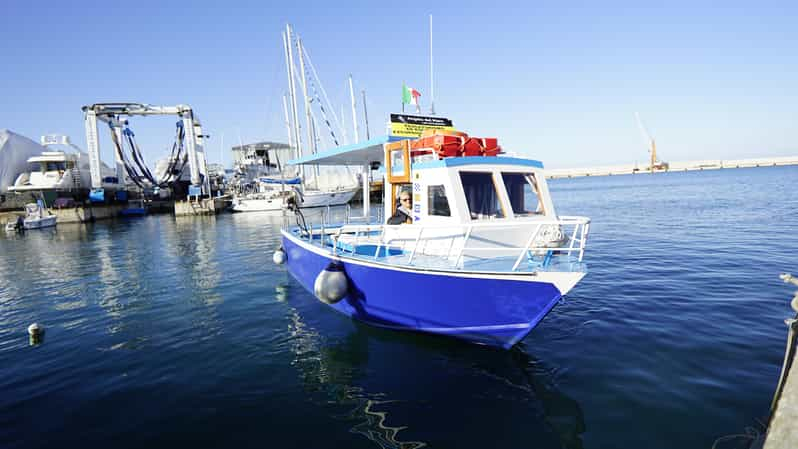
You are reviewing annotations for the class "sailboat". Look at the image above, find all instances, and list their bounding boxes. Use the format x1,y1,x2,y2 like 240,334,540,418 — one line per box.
281,24,360,209
230,27,360,213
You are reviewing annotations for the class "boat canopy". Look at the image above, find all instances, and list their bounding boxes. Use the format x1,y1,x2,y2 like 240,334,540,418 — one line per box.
287,135,408,166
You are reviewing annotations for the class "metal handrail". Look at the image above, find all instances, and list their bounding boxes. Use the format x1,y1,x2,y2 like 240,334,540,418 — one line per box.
301,216,590,272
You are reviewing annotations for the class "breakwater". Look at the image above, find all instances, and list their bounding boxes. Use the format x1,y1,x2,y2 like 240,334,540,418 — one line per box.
546,155,798,178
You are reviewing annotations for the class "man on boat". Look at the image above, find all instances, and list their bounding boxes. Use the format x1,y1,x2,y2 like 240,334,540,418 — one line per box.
387,191,412,225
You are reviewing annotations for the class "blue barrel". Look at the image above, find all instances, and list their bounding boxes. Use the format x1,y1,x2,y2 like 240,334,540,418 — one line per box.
89,189,105,203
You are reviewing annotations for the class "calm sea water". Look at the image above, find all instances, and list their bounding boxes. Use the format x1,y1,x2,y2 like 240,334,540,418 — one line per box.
1,166,797,449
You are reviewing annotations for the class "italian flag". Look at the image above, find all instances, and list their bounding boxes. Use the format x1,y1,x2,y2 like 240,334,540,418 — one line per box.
402,83,421,106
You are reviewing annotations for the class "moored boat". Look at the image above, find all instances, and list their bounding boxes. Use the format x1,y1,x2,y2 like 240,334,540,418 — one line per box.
8,135,119,197
275,124,591,349
231,176,302,212
19,201,57,230
119,198,147,217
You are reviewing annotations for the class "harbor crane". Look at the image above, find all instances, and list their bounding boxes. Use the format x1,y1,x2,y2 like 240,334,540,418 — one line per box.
635,112,669,172
82,103,211,201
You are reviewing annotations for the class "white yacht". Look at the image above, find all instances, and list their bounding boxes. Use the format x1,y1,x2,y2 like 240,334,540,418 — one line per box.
8,135,117,195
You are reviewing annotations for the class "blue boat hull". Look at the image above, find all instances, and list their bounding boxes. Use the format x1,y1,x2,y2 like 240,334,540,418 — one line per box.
282,232,565,349
119,208,146,217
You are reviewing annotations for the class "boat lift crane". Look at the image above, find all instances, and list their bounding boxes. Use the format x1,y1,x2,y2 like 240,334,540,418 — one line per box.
635,112,669,172
82,103,211,201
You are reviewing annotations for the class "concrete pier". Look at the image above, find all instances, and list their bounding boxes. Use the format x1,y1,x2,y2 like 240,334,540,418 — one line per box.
546,156,798,179
764,276,798,449
1,204,126,225
50,204,125,223
174,197,227,216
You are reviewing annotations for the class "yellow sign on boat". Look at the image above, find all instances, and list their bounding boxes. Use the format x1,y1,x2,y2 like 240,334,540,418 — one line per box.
389,114,455,138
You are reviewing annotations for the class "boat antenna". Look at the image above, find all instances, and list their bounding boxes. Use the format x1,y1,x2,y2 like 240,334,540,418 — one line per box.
429,14,435,115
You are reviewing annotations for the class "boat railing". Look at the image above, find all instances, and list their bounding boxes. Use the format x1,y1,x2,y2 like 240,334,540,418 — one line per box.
299,216,590,272
308,203,382,230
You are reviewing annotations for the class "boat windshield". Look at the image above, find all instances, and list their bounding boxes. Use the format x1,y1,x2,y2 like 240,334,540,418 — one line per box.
502,172,545,216
46,162,67,171
29,162,42,172
460,172,504,219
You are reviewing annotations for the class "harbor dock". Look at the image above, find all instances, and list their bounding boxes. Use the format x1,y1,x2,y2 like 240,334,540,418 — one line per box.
764,275,798,449
0,199,212,225
546,156,798,179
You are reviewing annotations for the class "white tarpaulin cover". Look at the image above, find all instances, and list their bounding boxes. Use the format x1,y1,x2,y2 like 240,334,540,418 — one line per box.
0,130,46,193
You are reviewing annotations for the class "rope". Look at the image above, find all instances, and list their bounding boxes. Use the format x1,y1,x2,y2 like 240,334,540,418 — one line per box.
301,44,344,142
304,61,339,146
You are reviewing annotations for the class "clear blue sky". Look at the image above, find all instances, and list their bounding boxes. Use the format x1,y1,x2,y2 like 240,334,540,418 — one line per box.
2,0,796,169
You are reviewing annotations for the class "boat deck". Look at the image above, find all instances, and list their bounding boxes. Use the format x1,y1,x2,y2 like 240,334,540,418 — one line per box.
290,225,587,274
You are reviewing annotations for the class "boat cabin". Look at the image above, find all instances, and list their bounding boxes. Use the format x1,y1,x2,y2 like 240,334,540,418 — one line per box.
286,123,589,273
25,152,78,184
8,151,82,192
287,125,560,229
382,137,557,227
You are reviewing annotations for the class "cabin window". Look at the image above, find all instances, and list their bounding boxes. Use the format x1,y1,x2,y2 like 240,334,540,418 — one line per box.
460,172,504,219
29,162,42,172
46,162,66,171
385,140,411,183
502,172,545,216
428,185,451,216
390,149,405,177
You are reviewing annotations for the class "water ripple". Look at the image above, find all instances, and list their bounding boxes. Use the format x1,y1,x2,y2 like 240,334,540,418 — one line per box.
0,168,796,449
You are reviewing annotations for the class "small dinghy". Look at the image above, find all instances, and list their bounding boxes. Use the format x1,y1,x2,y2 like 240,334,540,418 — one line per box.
7,201,57,232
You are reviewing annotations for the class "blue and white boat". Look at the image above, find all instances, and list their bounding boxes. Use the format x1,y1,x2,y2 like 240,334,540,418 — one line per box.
275,125,591,349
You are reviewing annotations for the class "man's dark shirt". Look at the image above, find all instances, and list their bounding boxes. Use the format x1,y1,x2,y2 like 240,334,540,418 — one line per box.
387,207,411,225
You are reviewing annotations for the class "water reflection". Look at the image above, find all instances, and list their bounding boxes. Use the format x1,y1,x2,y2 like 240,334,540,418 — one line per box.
170,216,223,305
277,285,585,449
280,284,427,449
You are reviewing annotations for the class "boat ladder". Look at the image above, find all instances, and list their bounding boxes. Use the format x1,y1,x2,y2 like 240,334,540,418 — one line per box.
71,170,82,190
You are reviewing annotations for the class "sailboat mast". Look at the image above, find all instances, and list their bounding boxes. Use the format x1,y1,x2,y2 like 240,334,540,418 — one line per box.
282,95,293,150
284,25,304,182
296,36,319,189
340,104,348,145
297,38,315,156
349,74,359,143
362,90,370,140
430,14,435,115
